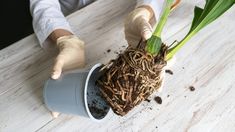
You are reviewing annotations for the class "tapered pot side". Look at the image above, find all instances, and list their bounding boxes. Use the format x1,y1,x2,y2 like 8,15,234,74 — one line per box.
43,63,111,122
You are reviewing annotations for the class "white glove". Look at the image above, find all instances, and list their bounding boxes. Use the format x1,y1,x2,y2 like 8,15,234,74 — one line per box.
124,0,181,48
51,35,85,79
124,7,154,48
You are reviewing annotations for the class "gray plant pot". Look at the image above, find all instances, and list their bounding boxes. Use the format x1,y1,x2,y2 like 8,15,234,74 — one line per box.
43,63,111,122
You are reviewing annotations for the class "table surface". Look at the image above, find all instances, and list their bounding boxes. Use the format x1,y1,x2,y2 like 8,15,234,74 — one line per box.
1,0,235,132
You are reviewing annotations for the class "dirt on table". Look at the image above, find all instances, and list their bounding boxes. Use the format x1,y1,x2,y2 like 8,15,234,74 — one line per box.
107,49,111,53
165,69,173,75
189,86,195,91
154,96,162,104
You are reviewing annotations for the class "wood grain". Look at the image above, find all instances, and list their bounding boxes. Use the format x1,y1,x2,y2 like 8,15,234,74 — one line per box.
1,0,235,131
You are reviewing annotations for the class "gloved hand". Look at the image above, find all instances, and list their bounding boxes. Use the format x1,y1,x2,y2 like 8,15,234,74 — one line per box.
51,35,85,79
124,0,181,48
124,7,154,47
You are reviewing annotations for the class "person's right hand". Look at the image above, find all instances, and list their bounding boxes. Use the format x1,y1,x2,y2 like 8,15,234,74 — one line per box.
51,35,85,79
124,7,154,48
124,0,181,48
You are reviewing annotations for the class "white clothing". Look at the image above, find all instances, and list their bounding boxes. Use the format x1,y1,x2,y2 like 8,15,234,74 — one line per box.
30,0,164,48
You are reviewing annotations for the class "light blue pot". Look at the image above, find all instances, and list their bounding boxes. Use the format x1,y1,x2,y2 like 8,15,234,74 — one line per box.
43,63,111,122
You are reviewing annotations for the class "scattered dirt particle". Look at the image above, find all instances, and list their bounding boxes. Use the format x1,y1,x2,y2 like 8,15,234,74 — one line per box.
184,96,187,98
122,45,126,48
154,96,162,104
165,69,173,75
156,126,158,128
182,67,185,69
107,49,111,53
189,86,195,91
114,51,119,54
167,95,170,98
145,99,151,102
149,107,152,110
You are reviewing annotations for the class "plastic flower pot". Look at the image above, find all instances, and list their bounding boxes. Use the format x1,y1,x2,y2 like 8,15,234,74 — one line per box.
43,63,111,122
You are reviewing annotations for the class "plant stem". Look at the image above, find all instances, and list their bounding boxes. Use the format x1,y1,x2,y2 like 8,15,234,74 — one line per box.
166,30,196,60
145,0,174,55
153,0,174,37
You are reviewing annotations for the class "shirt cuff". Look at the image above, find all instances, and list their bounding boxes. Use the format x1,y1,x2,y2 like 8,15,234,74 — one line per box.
34,22,74,50
136,0,165,21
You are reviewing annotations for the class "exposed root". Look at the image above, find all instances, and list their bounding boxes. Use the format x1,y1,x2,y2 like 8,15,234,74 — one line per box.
97,43,168,116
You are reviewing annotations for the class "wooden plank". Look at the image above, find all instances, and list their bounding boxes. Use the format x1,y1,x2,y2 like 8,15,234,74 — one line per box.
1,0,235,131
0,35,53,95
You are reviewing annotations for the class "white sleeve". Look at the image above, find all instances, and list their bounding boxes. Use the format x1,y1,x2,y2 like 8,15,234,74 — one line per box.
30,0,74,49
136,0,165,21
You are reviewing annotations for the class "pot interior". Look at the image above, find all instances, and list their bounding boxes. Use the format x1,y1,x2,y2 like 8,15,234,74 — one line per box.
86,66,110,120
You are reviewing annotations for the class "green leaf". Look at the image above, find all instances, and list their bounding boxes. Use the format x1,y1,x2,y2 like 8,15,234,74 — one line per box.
146,36,162,55
145,0,174,55
166,0,235,60
189,6,203,33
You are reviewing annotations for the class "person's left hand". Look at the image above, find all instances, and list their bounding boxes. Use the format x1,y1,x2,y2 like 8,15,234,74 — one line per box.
124,7,154,48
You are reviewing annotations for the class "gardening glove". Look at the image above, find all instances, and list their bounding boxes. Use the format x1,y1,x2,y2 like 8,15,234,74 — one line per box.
124,7,154,48
124,0,181,48
51,35,85,79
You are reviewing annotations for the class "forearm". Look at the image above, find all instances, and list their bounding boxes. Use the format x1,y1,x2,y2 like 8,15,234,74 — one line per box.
49,29,73,44
30,0,73,47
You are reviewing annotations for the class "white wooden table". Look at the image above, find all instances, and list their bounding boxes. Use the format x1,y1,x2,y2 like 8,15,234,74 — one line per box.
1,0,235,131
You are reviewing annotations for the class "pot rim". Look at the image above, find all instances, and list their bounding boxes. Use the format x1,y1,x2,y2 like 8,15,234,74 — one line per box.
84,63,112,122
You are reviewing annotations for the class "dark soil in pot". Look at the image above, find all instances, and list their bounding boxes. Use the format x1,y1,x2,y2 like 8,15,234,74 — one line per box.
86,66,110,119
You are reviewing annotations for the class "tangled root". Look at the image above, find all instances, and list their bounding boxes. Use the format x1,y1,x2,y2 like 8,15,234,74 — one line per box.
97,43,168,116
